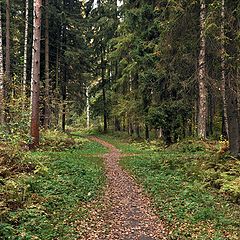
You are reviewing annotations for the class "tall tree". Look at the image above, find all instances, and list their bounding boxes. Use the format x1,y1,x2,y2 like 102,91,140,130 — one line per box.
23,0,29,104
30,0,42,147
198,0,208,139
224,1,240,157
101,48,107,133
61,2,67,132
0,2,4,124
220,0,228,139
86,85,90,129
5,0,11,96
44,0,50,128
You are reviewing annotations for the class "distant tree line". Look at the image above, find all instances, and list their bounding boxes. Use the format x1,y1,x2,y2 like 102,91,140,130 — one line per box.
89,0,240,157
0,0,88,147
0,0,240,156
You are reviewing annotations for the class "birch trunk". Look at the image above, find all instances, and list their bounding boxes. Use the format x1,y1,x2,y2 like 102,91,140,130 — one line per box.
198,0,208,139
30,0,42,147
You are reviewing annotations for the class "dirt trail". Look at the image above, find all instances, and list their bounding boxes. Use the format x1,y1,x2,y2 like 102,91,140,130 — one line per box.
77,136,166,240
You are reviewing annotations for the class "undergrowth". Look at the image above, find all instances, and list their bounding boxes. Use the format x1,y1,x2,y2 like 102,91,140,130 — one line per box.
40,130,84,151
0,131,106,239
100,133,240,239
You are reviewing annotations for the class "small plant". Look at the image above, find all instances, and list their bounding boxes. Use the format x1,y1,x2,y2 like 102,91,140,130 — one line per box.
220,177,240,203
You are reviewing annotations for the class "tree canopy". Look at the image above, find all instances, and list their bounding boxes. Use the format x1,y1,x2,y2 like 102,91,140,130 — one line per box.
0,0,240,155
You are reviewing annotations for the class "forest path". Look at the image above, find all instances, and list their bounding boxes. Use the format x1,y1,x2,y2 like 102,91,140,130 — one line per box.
77,136,167,240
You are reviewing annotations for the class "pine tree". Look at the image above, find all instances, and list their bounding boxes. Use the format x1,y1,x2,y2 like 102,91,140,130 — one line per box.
22,0,29,105
30,0,42,147
198,0,208,139
0,2,4,124
44,0,50,128
5,0,11,98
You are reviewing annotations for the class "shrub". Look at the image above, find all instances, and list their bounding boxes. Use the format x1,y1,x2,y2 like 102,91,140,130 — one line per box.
40,130,84,151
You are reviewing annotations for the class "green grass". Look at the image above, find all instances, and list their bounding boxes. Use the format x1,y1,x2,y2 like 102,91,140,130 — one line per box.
0,137,106,240
99,133,240,239
121,155,239,239
93,132,154,154
80,139,108,154
5,130,238,239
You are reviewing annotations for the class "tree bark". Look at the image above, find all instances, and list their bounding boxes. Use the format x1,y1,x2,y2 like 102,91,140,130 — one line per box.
208,92,214,136
30,0,42,147
101,50,107,133
44,0,50,128
114,117,121,131
224,1,239,156
61,13,67,132
135,124,140,138
226,76,239,157
198,0,208,139
145,124,149,141
55,46,60,127
129,121,134,136
86,85,90,129
5,0,11,95
62,66,67,132
23,0,29,105
220,0,229,139
0,3,4,124
30,0,36,111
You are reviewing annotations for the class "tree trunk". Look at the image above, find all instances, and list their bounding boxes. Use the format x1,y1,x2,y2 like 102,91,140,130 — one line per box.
44,0,50,129
226,76,239,156
220,0,229,139
61,1,67,132
5,0,11,126
62,80,66,132
61,62,67,132
208,92,214,136
122,115,126,131
145,124,149,141
114,117,121,131
30,0,36,111
5,0,11,95
136,124,140,138
163,128,172,145
55,47,60,127
103,85,107,132
30,0,42,147
129,121,134,136
23,0,29,105
86,86,90,129
101,51,107,133
0,3,4,124
224,1,239,156
198,0,208,139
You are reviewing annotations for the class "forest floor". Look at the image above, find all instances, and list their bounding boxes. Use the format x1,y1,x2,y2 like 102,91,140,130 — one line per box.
1,131,240,239
91,133,240,240
76,136,167,240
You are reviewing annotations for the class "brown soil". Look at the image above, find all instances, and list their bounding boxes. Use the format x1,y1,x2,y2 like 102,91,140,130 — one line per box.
76,136,167,240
